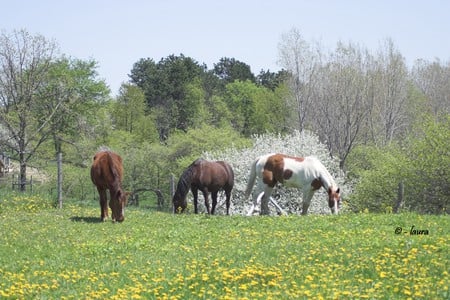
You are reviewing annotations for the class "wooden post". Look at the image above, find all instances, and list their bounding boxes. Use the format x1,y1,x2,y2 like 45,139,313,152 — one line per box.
170,174,175,213
57,151,63,209
170,174,175,197
394,181,404,213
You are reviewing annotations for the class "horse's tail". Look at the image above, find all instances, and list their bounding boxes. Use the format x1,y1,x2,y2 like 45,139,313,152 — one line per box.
244,157,259,199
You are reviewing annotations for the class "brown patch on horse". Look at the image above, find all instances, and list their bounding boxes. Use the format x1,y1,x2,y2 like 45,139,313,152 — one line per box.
262,154,284,187
283,169,293,180
289,155,305,163
311,178,323,190
263,154,305,185
91,151,128,222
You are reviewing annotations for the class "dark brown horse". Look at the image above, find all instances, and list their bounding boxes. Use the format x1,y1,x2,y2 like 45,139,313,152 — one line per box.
172,158,234,215
90,150,128,222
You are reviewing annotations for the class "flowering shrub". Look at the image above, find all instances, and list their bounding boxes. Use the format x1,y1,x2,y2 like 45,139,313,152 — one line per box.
203,130,350,215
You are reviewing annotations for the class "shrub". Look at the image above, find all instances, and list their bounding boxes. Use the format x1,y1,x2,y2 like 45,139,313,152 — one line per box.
406,115,450,213
346,145,408,213
347,115,450,214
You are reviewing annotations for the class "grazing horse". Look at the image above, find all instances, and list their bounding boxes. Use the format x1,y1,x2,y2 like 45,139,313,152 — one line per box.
90,150,128,222
172,158,234,215
245,153,341,215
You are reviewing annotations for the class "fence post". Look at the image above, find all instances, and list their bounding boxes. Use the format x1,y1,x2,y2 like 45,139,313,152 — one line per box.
394,181,404,213
57,151,63,209
170,174,175,197
170,174,175,213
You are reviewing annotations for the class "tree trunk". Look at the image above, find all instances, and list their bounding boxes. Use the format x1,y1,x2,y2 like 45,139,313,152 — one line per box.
19,152,27,192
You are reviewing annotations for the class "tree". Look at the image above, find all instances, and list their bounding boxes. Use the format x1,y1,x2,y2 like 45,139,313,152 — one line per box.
314,42,371,168
278,28,322,132
411,58,450,116
368,38,409,145
223,80,289,136
213,57,256,84
0,29,58,191
41,57,109,206
256,69,289,90
129,54,206,139
113,84,147,133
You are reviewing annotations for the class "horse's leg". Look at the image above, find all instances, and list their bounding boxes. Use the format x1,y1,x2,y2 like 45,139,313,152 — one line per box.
260,186,273,215
247,181,264,216
202,190,211,214
301,189,315,216
109,190,117,221
192,187,199,214
98,188,108,221
211,191,218,215
225,189,231,215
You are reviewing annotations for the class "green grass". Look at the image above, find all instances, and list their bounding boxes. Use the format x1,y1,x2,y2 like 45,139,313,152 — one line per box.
0,194,448,299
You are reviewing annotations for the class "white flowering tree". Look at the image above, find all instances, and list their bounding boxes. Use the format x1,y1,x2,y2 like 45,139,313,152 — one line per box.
202,130,349,215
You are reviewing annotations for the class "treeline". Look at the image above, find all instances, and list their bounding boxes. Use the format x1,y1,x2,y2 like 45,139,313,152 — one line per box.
122,55,289,140
0,29,448,213
119,29,449,169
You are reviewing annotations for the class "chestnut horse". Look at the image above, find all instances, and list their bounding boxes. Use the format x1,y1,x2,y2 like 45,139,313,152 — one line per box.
90,150,128,222
172,158,234,215
245,153,341,215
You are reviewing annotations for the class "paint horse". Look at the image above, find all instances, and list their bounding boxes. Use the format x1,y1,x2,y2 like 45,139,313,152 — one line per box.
90,150,128,222
172,158,234,215
245,153,341,215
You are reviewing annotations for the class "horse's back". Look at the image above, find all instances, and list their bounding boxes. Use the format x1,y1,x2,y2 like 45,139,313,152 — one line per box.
196,160,234,190
91,151,123,189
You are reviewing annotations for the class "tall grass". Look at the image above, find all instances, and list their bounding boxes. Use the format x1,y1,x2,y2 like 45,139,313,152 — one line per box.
0,194,448,299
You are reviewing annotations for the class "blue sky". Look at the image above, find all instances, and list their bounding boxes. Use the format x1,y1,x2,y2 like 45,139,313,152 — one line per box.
2,0,449,95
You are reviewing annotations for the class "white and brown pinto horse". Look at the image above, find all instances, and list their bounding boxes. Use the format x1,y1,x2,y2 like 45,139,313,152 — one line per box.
245,153,341,215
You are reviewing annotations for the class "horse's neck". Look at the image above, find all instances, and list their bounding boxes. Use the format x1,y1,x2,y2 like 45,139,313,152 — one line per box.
320,176,334,191
317,167,336,191
175,167,194,197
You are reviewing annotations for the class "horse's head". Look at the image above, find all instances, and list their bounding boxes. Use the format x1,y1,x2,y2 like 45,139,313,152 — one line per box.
328,187,341,214
110,189,129,222
172,193,187,214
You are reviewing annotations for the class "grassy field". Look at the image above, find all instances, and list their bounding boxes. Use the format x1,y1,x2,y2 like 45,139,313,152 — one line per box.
0,194,448,299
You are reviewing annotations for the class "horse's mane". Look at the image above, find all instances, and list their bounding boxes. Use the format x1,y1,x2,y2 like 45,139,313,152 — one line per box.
305,156,337,190
174,159,202,198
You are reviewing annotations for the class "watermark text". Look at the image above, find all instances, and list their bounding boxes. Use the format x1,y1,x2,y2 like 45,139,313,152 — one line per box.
395,225,429,235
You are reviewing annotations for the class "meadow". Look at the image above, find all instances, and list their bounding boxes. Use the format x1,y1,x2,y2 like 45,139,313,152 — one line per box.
0,194,448,299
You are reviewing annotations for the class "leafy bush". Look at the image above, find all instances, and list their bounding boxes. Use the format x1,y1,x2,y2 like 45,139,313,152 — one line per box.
406,115,450,213
204,130,348,215
347,115,449,214
346,145,408,213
